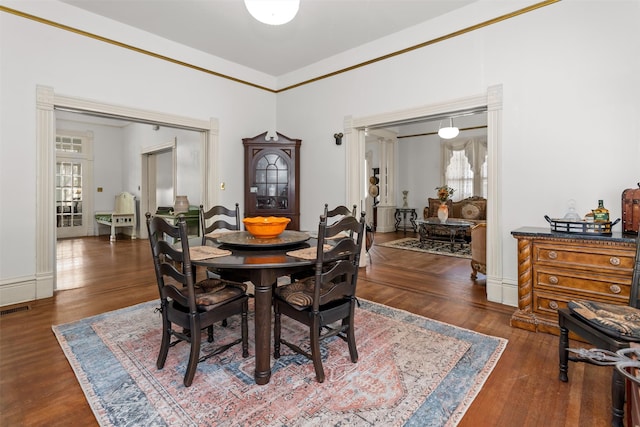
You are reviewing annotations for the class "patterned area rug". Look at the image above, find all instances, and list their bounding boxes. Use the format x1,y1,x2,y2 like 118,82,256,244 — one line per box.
52,299,506,426
378,238,471,259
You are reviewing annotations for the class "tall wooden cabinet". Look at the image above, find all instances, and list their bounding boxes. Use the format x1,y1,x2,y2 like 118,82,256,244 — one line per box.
511,227,636,335
243,132,301,230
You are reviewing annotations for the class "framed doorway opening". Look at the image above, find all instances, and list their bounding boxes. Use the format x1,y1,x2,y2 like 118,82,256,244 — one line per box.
343,85,510,305
35,85,219,299
139,139,176,240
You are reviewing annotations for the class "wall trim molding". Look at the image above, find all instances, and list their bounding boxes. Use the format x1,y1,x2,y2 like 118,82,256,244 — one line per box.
1,1,559,94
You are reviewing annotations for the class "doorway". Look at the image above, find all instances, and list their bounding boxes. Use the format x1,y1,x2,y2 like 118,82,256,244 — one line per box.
35,85,219,299
139,139,177,240
345,85,507,304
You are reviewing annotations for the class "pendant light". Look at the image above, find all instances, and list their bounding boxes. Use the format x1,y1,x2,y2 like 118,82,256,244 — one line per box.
244,0,300,26
438,118,460,139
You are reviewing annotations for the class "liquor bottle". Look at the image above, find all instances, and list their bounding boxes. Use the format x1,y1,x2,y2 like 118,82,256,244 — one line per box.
592,200,610,222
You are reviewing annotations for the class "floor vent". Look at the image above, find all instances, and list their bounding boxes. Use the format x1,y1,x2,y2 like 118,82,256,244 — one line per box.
0,305,30,316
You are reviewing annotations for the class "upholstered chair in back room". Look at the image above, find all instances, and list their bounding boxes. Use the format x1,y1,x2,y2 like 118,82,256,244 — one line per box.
470,223,487,280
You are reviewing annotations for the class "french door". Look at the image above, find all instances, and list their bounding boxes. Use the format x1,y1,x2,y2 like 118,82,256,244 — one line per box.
55,132,93,238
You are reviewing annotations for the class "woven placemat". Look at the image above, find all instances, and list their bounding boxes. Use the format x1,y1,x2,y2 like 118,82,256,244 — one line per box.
286,244,331,260
204,230,239,240
188,246,232,261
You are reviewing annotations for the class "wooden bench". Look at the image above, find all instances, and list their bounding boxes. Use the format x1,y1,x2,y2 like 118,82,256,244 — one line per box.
95,192,137,242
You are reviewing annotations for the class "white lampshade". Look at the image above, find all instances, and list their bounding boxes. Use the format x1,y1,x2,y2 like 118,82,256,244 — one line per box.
438,118,460,139
244,0,300,26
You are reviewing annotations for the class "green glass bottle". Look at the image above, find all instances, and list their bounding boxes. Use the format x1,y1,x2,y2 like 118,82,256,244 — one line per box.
592,200,610,222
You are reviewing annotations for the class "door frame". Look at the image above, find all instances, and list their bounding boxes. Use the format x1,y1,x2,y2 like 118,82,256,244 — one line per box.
139,140,176,240
35,85,219,299
343,85,510,305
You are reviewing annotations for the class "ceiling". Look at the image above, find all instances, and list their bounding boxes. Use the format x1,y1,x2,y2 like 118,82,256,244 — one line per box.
54,0,487,134
59,0,477,77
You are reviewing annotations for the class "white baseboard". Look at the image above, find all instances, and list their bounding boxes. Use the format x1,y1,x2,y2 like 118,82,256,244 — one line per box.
0,276,37,307
0,274,53,307
486,276,518,307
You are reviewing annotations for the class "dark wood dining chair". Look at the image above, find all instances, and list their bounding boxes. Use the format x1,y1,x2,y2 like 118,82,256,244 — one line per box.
290,203,357,283
199,203,241,245
199,203,241,281
615,347,640,427
273,211,366,382
324,203,357,225
324,204,374,259
145,212,249,387
558,232,640,427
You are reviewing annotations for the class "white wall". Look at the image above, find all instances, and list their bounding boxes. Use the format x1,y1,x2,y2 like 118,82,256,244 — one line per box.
0,1,275,304
396,136,440,211
121,123,202,207
55,117,203,237
276,0,640,298
1,0,639,306
55,119,125,212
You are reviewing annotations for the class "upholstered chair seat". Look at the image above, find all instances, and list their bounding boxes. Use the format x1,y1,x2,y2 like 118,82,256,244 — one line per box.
273,212,366,383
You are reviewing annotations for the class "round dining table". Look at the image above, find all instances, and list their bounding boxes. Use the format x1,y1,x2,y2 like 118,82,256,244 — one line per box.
190,230,316,385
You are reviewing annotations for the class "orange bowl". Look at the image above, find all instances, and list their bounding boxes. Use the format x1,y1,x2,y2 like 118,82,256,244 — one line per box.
243,216,291,239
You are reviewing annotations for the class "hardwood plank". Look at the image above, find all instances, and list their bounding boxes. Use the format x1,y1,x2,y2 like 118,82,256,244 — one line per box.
0,232,613,426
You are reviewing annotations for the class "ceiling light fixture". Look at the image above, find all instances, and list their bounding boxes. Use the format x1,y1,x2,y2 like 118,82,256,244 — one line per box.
244,0,300,26
438,118,460,139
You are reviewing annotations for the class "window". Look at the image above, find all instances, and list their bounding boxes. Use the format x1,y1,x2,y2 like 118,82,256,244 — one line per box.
442,138,487,200
56,135,83,153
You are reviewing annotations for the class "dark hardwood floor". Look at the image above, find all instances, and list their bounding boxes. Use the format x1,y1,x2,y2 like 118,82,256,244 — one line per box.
0,232,613,426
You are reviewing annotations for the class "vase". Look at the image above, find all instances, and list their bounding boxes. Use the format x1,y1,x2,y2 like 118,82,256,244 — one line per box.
402,190,409,208
173,195,190,214
437,202,449,223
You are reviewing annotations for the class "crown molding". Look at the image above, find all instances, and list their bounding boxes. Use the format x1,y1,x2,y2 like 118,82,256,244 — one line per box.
2,1,559,93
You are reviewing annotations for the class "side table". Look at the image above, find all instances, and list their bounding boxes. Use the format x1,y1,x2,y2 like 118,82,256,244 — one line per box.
155,207,201,244
395,208,417,234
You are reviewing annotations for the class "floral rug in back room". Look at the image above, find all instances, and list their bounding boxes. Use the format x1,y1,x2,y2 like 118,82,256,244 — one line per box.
379,237,471,258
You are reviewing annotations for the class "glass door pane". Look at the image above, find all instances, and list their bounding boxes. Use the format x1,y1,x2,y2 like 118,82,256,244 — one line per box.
56,160,85,237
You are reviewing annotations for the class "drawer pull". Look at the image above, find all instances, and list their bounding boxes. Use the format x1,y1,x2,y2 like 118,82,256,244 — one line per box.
610,284,622,294
610,257,621,266
549,301,559,310
547,251,558,260
548,276,559,284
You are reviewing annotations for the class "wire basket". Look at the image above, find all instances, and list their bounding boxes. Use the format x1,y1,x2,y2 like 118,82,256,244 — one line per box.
544,215,620,235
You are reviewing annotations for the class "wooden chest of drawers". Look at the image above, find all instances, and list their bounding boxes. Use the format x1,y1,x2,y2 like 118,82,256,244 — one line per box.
511,227,636,335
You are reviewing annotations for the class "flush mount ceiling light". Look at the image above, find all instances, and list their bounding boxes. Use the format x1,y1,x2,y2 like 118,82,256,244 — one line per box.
244,0,300,26
438,118,460,139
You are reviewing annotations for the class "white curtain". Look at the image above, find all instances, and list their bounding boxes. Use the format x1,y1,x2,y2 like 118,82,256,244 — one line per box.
441,138,488,200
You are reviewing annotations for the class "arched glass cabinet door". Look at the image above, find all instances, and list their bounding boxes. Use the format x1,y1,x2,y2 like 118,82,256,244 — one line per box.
243,132,301,230
253,152,290,210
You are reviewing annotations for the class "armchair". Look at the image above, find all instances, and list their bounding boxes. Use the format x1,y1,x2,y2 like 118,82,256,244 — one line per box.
470,223,486,280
